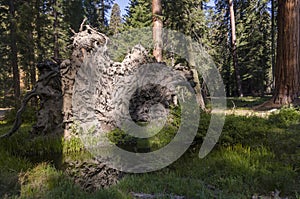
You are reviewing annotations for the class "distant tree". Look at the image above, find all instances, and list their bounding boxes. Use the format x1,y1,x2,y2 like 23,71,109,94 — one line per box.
8,0,20,103
18,1,36,90
63,0,85,32
228,0,243,97
211,0,272,97
124,0,153,29
83,0,114,32
109,3,122,35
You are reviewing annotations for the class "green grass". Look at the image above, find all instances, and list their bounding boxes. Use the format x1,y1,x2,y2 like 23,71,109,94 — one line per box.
0,123,85,156
17,163,127,199
0,104,299,198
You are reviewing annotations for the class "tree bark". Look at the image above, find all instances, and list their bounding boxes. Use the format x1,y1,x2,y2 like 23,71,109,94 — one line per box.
152,0,163,62
271,0,276,87
101,0,105,28
272,0,300,105
228,0,243,97
9,0,20,103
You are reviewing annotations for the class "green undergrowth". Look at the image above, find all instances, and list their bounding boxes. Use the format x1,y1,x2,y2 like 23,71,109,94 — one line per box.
0,123,85,156
13,163,127,199
117,145,298,198
0,106,299,198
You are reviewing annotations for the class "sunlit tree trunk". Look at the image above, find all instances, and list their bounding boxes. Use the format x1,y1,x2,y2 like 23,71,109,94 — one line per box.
152,0,163,62
228,0,243,97
272,0,300,105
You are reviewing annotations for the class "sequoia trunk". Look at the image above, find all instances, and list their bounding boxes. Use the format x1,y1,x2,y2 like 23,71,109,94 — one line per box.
272,0,300,104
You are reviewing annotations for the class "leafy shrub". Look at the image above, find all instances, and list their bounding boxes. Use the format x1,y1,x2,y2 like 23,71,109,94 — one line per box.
269,108,300,128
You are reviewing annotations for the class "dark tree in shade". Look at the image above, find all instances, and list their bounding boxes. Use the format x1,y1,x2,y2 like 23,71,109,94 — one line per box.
9,0,20,102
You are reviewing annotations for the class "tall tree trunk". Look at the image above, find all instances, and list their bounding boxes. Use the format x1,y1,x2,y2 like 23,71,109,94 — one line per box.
29,30,37,106
101,0,105,29
272,0,300,105
152,0,163,62
9,0,20,103
228,0,243,97
53,0,59,60
271,0,276,87
35,0,44,63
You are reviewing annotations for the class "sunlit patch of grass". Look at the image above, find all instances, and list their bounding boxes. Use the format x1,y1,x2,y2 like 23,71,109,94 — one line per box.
124,144,297,198
17,163,126,199
117,174,222,198
226,96,271,109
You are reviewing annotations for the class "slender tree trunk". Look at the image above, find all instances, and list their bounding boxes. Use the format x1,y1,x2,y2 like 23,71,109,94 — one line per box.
271,0,276,87
228,0,243,97
35,0,44,63
28,31,36,89
29,30,37,106
152,0,163,62
101,0,105,28
9,0,20,103
53,0,59,60
272,0,300,105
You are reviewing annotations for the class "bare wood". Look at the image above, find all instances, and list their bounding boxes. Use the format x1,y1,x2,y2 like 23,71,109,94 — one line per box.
152,0,163,62
80,17,88,32
1,65,62,139
191,69,206,111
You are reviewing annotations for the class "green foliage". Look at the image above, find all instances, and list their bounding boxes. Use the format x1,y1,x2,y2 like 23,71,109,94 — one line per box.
0,148,32,198
107,106,181,151
17,163,125,199
0,123,85,156
210,0,273,96
82,0,114,32
109,3,122,35
5,106,37,125
269,107,300,128
107,128,137,145
124,0,152,29
63,0,85,32
1,106,300,198
181,145,297,196
117,172,218,198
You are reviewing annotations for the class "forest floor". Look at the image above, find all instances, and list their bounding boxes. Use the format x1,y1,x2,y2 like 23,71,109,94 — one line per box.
0,108,12,121
0,97,299,199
